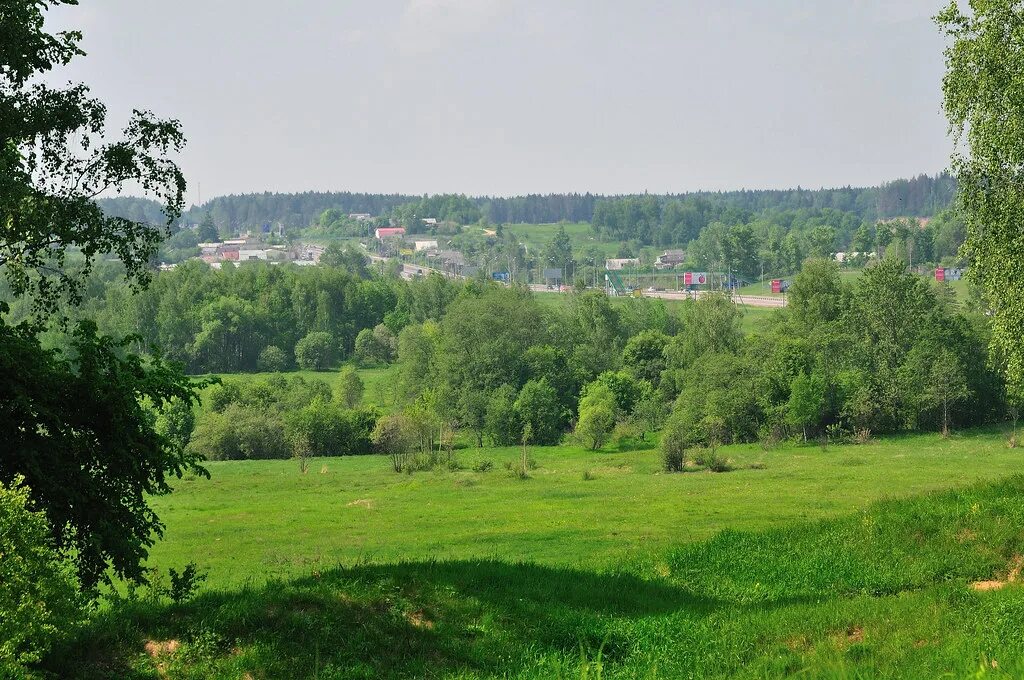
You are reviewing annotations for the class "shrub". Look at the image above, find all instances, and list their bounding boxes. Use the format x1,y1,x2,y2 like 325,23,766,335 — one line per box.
372,414,413,472
257,345,289,372
472,459,494,473
660,413,689,472
695,449,733,473
0,477,83,677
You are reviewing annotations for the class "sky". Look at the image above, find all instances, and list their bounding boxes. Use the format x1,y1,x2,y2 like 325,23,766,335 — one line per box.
47,1,952,202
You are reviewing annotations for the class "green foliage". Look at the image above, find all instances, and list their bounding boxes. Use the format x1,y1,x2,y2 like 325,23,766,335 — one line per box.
485,384,521,446
353,324,397,366
168,563,207,605
787,370,827,441
622,329,669,386
0,0,186,317
294,331,335,370
576,404,615,450
660,414,688,472
257,345,289,372
0,316,207,588
0,477,83,677
515,379,565,446
939,1,1024,393
336,365,365,409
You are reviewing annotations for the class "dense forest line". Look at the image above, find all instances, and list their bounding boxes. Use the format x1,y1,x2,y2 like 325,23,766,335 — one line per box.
98,173,956,236
10,251,1004,465
175,254,1005,464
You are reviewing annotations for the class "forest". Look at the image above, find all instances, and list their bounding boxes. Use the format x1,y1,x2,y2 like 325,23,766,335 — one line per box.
99,173,956,239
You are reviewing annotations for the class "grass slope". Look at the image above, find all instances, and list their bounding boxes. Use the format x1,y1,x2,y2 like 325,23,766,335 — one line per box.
55,466,1024,678
137,429,1023,588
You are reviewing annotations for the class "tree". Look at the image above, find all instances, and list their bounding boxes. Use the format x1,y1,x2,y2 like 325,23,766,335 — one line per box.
787,258,845,329
939,2,1024,394
337,365,365,409
545,223,575,280
0,318,207,587
514,379,564,446
197,213,218,242
295,331,335,370
372,414,413,473
787,370,826,442
484,384,521,446
258,345,289,372
576,404,614,450
0,1,186,317
622,329,669,386
353,324,397,366
923,349,971,437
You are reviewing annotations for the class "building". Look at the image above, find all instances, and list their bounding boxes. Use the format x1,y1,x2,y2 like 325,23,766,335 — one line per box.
349,213,372,221
605,258,640,271
422,218,438,227
655,249,686,269
375,227,406,239
239,248,268,261
414,239,439,251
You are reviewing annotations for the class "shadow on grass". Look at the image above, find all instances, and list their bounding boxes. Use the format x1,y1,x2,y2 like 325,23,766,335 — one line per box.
52,559,724,679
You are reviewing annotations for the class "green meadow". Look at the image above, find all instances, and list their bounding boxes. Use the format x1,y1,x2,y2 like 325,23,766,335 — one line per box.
54,427,1024,678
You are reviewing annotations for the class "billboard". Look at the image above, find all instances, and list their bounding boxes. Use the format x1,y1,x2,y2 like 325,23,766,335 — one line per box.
685,272,708,286
542,268,563,280
492,271,510,282
771,279,782,294
935,268,945,282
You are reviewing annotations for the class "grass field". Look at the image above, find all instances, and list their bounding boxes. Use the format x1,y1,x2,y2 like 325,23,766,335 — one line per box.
500,222,623,257
140,428,1024,588
54,427,1024,678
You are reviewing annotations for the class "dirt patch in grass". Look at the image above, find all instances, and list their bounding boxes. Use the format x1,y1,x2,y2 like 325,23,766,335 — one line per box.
144,640,180,658
969,555,1024,591
406,609,434,630
347,498,375,509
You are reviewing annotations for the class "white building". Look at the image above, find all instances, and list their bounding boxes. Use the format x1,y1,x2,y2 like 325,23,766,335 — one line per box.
414,240,439,251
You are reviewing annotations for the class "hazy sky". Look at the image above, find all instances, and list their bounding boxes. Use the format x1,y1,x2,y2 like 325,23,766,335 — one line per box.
48,1,951,201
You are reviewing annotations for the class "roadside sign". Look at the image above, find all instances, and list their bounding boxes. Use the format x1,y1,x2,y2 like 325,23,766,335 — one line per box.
771,279,782,293
935,268,945,282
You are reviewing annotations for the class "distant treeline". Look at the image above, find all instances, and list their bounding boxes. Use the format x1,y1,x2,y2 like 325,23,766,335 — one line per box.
99,173,956,234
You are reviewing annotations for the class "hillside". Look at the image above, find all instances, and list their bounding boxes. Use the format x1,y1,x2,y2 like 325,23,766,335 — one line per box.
49,429,1024,679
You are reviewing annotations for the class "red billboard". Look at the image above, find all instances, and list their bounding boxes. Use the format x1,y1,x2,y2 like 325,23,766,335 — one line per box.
684,272,692,286
935,267,945,282
771,279,782,294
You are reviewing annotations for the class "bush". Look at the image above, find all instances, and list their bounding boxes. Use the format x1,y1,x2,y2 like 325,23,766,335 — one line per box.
257,345,289,372
0,477,84,677
472,459,494,473
660,413,689,473
695,449,733,473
